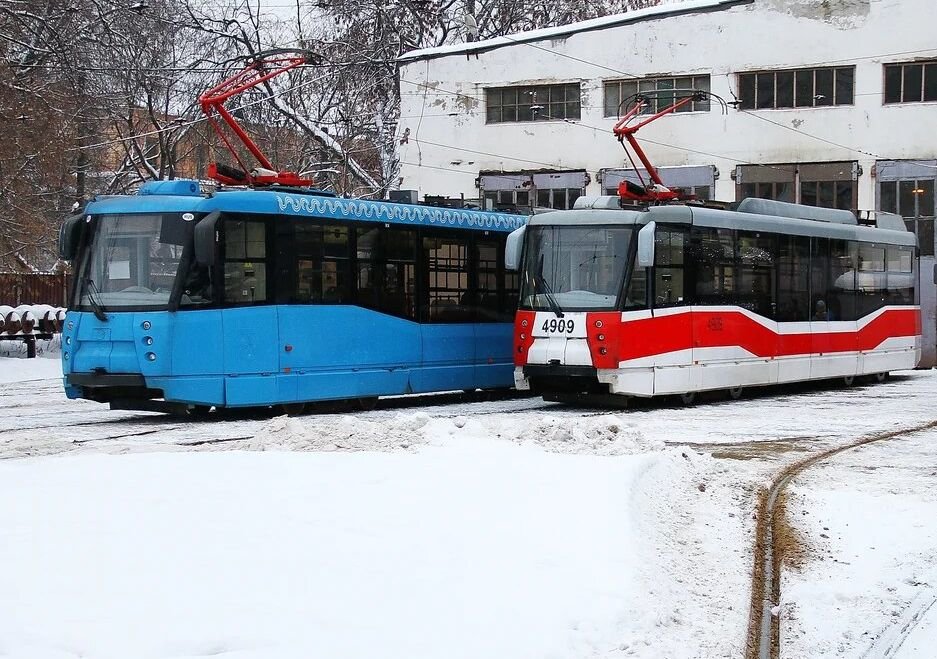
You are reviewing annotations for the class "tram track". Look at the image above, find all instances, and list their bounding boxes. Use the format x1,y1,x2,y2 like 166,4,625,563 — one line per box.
744,419,937,659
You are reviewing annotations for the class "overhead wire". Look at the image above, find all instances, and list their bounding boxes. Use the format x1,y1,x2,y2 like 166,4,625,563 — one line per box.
397,77,796,175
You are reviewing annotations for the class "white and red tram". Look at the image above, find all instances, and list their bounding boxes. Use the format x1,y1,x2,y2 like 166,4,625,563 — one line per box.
508,197,920,404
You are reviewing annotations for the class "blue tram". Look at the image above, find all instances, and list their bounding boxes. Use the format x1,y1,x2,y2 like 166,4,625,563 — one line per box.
58,181,526,413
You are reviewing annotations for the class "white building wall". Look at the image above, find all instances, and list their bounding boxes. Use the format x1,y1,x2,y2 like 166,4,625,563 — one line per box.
397,0,936,209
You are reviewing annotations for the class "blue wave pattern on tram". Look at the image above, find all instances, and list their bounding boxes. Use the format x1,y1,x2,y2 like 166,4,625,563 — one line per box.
274,193,526,230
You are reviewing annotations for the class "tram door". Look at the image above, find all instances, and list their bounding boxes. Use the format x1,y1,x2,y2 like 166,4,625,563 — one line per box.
220,217,281,405
416,234,476,391
917,256,936,368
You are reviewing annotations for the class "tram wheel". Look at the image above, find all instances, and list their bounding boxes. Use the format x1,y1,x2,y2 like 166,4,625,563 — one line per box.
356,396,379,411
679,391,697,406
874,372,889,383
728,386,744,400
280,402,307,416
842,375,856,387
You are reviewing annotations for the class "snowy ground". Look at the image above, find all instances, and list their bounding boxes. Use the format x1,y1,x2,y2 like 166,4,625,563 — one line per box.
2,354,937,658
781,431,937,658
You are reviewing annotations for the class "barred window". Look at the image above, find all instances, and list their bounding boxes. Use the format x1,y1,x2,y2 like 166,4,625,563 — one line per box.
486,84,580,123
884,61,937,104
738,67,854,109
603,75,710,117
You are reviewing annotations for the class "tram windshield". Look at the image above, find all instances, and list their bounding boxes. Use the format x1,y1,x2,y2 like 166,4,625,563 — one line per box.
519,225,636,311
76,213,210,311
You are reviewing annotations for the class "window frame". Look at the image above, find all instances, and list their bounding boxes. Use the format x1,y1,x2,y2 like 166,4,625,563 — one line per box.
486,83,582,124
883,60,937,105
737,66,855,110
603,74,711,117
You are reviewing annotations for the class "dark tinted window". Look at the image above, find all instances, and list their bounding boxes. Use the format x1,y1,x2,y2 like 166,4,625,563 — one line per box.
422,234,471,322
223,218,267,304
737,231,776,318
356,226,417,320
828,240,857,321
688,227,736,304
654,227,686,307
293,223,351,303
777,235,810,321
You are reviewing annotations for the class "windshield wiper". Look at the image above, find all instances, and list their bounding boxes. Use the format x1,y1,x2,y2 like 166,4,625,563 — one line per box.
83,277,109,322
535,254,564,318
535,275,565,318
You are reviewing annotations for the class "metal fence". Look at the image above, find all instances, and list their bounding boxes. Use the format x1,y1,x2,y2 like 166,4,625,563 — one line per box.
0,272,70,307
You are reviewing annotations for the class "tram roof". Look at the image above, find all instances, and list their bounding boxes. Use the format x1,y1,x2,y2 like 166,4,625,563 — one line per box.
84,183,527,233
527,203,916,247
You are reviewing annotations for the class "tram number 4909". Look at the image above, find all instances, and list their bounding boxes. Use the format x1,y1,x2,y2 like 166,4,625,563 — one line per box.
541,318,576,334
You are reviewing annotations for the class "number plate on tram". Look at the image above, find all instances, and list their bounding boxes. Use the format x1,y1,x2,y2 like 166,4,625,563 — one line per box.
532,312,587,338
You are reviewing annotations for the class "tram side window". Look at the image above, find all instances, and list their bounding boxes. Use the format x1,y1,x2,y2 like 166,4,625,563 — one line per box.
689,227,736,305
886,245,914,305
223,219,267,304
505,269,520,318
623,265,647,310
810,238,831,320
422,234,471,322
777,235,810,321
737,231,776,318
356,226,417,320
294,223,350,303
476,239,504,322
828,240,857,321
654,228,686,308
857,242,887,317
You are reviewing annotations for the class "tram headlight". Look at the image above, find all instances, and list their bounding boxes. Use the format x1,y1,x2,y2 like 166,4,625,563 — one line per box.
595,320,604,328
521,319,528,328
598,334,605,341
520,333,526,340
143,336,154,346
145,352,157,362
65,336,71,345
141,320,152,330
63,351,69,360
599,347,607,355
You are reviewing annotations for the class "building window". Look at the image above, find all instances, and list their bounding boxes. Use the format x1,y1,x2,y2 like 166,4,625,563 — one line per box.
880,178,935,257
884,61,937,104
736,162,857,211
536,188,582,210
880,179,935,219
603,75,710,117
738,67,854,109
486,84,580,123
479,171,586,211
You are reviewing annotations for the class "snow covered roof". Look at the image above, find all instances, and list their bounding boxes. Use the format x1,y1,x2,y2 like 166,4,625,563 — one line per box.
398,0,752,63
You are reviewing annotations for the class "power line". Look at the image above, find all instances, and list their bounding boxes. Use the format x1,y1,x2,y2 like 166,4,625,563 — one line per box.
399,78,796,175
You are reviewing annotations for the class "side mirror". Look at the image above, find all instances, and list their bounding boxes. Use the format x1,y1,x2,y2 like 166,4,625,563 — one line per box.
636,221,656,268
58,213,86,261
194,211,221,267
505,225,526,271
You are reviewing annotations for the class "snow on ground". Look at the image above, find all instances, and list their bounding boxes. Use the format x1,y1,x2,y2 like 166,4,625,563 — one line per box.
0,352,62,384
0,443,752,659
780,430,937,658
3,353,937,658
